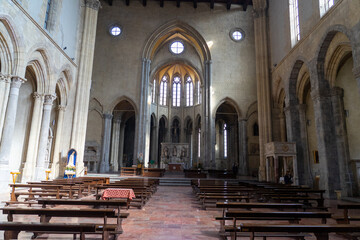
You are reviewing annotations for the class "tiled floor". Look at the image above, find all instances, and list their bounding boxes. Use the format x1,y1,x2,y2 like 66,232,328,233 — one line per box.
0,185,359,239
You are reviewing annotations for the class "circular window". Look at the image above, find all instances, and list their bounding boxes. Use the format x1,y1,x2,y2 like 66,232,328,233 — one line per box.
230,28,245,42
109,25,122,37
170,41,184,54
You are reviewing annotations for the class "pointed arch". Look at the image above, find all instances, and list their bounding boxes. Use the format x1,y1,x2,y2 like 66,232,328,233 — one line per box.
109,95,138,116
0,14,24,75
214,97,242,119
142,20,211,62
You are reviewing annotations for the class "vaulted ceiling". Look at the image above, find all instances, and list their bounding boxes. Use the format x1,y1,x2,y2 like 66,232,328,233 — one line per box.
104,0,253,10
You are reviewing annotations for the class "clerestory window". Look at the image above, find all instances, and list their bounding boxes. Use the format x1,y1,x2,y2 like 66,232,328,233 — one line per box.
172,76,181,107
224,123,228,158
44,0,52,30
152,79,156,103
289,0,300,47
159,76,168,106
186,76,194,107
319,0,334,17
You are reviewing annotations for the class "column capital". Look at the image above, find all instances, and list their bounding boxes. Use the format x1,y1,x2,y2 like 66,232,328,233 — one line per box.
103,113,113,120
43,94,57,105
58,105,66,112
252,0,267,19
33,92,43,99
10,76,26,89
0,73,11,83
238,118,247,123
85,0,101,10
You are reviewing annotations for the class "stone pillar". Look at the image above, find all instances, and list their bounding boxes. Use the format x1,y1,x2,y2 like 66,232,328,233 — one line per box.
51,105,66,179
100,113,113,172
238,119,248,175
253,0,272,181
70,0,101,176
331,87,353,196
311,89,341,198
110,116,121,172
136,58,151,166
0,76,26,188
35,94,56,181
203,60,214,169
22,93,43,182
150,124,158,166
118,123,125,168
284,104,309,185
297,104,311,185
0,73,11,140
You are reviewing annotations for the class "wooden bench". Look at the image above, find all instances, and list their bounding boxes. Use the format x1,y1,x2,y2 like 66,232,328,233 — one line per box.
271,196,325,208
142,168,165,177
1,207,128,234
200,195,251,210
120,167,137,176
9,183,64,202
334,203,360,224
0,221,107,240
234,223,360,240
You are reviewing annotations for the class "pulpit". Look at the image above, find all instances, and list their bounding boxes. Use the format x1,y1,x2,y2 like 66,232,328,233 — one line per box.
264,142,298,185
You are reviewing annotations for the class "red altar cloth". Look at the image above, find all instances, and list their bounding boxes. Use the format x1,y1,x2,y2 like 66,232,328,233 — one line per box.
101,188,136,200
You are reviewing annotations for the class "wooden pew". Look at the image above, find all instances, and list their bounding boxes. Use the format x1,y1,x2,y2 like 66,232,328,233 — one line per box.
120,167,136,176
0,221,104,240
234,223,360,240
1,207,126,236
334,203,360,224
200,195,251,210
9,184,64,202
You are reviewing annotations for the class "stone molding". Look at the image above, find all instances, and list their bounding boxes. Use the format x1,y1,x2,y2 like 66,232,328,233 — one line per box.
58,105,66,111
0,73,11,83
353,65,360,79
10,76,26,89
33,92,43,99
43,94,57,105
85,0,101,10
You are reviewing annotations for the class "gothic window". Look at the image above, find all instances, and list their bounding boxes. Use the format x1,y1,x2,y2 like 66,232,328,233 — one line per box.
197,80,201,104
152,79,156,103
198,128,201,158
44,0,52,30
319,0,334,17
172,76,181,107
186,76,193,106
159,75,168,106
224,123,228,158
289,0,300,47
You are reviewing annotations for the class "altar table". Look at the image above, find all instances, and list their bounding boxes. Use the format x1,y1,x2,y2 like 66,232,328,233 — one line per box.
101,188,136,200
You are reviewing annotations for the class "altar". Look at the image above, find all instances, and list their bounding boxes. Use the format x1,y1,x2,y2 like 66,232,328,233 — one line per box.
160,143,190,170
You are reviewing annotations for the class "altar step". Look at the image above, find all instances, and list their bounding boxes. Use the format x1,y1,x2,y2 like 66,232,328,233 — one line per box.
159,178,191,186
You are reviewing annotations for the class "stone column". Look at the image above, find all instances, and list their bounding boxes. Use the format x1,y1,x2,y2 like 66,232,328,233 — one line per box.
35,94,56,181
309,60,341,198
100,113,113,172
70,0,101,176
297,104,311,185
136,58,151,166
22,93,43,182
331,87,353,196
284,104,309,185
118,123,125,168
203,60,214,169
0,76,26,165
253,0,272,181
0,73,11,139
238,119,248,175
110,116,121,172
51,105,66,179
